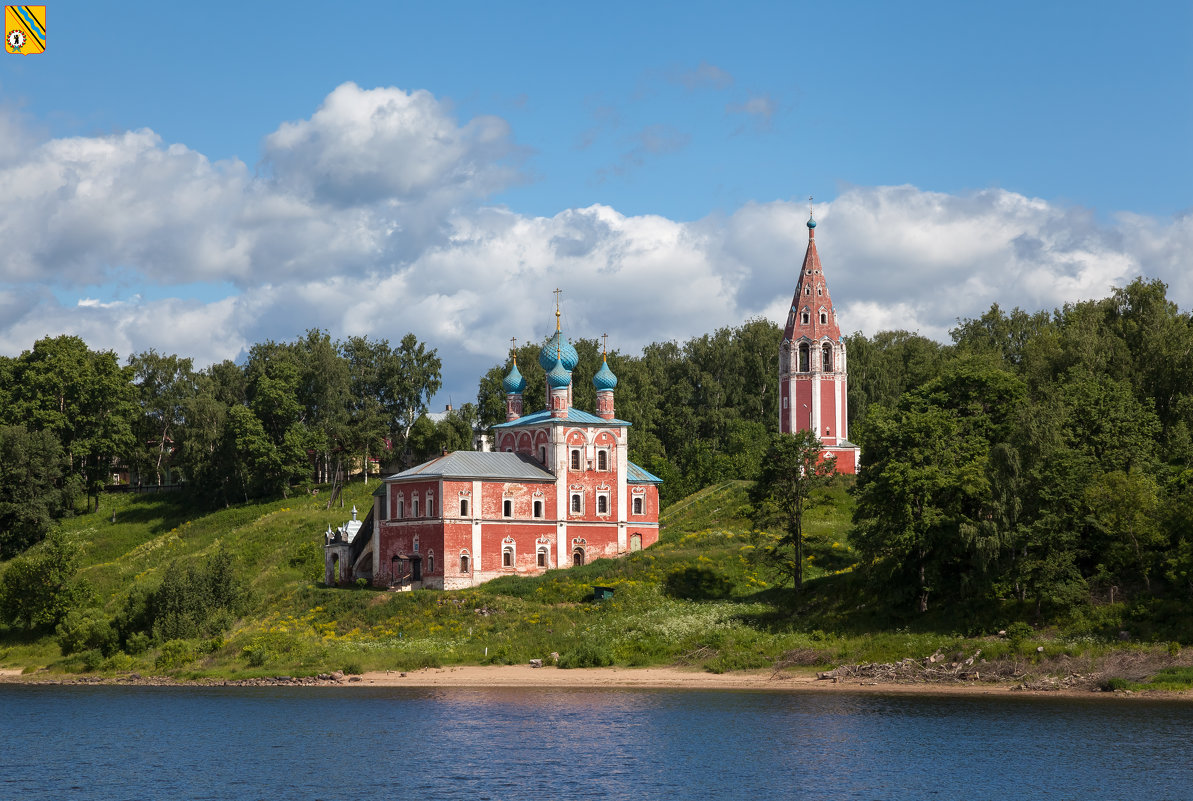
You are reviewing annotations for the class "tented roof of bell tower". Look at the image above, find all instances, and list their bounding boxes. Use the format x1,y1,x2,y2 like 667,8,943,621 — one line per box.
783,214,842,343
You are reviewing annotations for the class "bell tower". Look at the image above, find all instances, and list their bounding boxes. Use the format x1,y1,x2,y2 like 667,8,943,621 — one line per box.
779,204,859,473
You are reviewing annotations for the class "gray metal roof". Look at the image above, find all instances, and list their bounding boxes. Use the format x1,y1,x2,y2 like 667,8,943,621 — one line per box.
386,451,555,482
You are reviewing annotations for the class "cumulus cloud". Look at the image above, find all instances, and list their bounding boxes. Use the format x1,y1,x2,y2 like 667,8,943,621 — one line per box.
0,85,1189,405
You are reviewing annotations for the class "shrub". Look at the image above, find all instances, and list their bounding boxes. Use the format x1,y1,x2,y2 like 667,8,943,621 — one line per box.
558,641,614,669
1101,676,1130,692
243,645,269,667
664,566,733,601
342,662,363,675
56,609,118,657
155,639,196,671
124,631,151,655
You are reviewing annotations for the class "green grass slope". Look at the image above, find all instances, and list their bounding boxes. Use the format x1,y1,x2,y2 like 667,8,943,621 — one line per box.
2,478,1189,686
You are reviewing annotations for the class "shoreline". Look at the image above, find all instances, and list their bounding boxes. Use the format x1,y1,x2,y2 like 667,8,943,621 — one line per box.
3,665,1190,700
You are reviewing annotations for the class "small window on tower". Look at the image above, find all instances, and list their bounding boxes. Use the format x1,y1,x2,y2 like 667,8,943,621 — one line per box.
801,310,810,324
804,286,810,295
823,344,833,372
817,287,823,296
798,343,810,373
820,311,828,325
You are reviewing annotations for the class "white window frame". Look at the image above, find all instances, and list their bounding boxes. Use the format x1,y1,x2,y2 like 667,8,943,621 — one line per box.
632,496,644,515
503,498,513,518
570,493,583,515
533,499,543,519
596,492,610,516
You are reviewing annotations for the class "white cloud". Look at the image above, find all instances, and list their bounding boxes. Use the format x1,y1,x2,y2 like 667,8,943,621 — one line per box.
0,87,1189,405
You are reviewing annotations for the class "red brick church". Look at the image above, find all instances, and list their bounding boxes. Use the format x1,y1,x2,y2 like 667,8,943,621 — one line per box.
325,306,661,589
780,207,860,473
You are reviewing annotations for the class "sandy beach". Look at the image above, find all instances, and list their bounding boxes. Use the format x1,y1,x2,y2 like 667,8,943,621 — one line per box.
3,664,1190,700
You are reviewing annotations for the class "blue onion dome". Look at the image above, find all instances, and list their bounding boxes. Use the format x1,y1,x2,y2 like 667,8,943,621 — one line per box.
593,356,618,391
538,331,579,372
807,215,817,229
502,360,526,394
546,352,572,389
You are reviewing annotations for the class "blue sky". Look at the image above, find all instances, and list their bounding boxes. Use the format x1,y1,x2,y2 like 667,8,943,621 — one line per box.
2,0,1191,406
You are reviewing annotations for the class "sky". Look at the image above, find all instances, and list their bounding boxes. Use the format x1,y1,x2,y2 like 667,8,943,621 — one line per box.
1,0,1191,408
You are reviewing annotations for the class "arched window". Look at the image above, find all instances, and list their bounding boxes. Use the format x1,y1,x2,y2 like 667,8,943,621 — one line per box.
533,500,543,518
571,493,582,514
539,445,546,464
632,496,643,515
804,286,810,295
801,309,810,324
503,499,513,518
502,546,514,568
572,547,585,566
426,496,435,518
798,343,810,373
537,548,548,568
412,495,420,518
597,495,608,515
597,450,608,471
820,311,828,325
428,552,435,574
460,498,469,517
822,344,833,372
460,553,470,574
570,449,581,470
817,286,823,296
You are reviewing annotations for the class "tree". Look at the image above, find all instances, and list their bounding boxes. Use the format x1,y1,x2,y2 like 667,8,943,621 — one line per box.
385,333,443,441
0,530,90,629
750,431,836,592
128,350,196,484
0,425,71,557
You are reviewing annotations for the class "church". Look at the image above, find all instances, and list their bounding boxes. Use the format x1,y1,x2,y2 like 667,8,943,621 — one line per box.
325,305,661,589
779,209,860,473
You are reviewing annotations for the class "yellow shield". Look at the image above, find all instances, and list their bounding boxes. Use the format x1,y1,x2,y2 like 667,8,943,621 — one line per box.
5,5,45,55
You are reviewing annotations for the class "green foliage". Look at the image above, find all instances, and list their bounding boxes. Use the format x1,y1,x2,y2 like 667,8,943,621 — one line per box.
0,530,90,629
751,430,837,591
664,566,733,600
56,609,118,657
155,639,196,671
557,640,615,669
0,425,71,557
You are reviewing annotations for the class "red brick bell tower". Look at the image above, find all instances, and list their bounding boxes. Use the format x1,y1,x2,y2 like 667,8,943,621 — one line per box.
779,204,860,473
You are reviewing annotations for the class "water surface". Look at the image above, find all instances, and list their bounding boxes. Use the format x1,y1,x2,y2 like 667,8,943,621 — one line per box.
2,685,1189,800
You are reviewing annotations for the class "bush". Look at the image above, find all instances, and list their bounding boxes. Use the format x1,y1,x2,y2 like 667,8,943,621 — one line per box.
124,631,151,655
243,645,269,667
664,566,733,601
155,639,196,671
557,641,614,669
1101,676,1130,692
56,609,118,657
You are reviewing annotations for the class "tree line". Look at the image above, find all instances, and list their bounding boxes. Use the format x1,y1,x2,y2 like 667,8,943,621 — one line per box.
0,330,446,557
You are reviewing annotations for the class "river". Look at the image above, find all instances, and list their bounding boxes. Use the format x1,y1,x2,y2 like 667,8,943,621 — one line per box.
2,685,1190,800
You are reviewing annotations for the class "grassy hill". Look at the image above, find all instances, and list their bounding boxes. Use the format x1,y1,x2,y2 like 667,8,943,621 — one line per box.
1,478,1188,687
